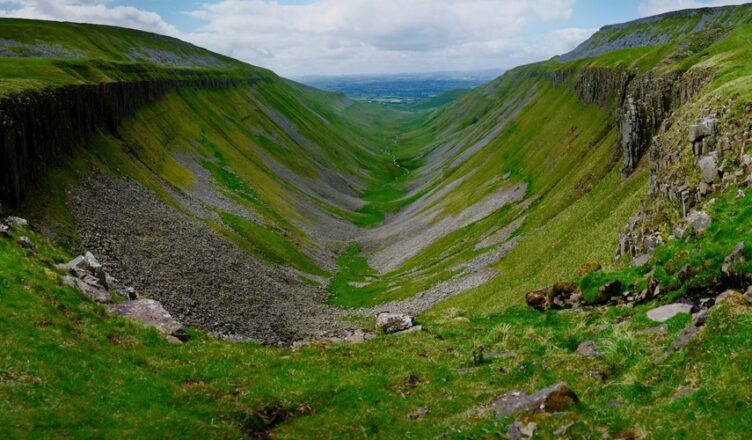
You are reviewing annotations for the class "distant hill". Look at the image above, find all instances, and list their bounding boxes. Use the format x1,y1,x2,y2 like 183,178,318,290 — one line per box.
298,70,500,108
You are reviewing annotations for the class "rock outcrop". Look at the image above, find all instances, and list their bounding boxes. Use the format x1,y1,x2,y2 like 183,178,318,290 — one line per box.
571,66,715,178
0,74,256,205
108,299,188,342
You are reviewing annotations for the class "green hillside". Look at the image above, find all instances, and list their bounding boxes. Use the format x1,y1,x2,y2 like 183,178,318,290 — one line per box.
3,4,752,437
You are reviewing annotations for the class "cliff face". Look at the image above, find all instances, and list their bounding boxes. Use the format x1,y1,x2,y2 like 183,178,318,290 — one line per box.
563,65,722,259
0,76,253,205
571,66,714,176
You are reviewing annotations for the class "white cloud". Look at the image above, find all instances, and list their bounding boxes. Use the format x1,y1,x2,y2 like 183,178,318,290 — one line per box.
184,0,580,76
0,0,178,35
638,0,749,17
546,27,598,52
0,0,592,76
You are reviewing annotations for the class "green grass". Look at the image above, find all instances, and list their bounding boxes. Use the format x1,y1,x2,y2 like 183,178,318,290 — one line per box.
3,228,752,438
327,244,381,308
220,212,327,276
573,189,752,305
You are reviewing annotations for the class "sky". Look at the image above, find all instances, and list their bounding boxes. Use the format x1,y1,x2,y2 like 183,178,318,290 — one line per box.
0,0,748,77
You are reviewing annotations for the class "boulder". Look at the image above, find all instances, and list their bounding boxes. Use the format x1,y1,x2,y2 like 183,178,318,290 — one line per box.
721,242,746,277
17,236,36,251
492,382,578,418
5,216,28,228
0,224,11,239
697,155,719,183
108,299,183,336
63,275,111,303
394,325,423,335
686,211,711,234
647,303,693,322
83,251,109,287
525,288,550,311
63,255,86,271
576,340,603,358
375,313,413,334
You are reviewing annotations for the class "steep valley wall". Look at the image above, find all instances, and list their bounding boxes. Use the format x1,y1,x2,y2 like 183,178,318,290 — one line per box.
0,75,256,205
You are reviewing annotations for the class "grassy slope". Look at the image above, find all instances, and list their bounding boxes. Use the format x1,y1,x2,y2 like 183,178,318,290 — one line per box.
3,200,752,438
0,18,259,96
4,8,752,437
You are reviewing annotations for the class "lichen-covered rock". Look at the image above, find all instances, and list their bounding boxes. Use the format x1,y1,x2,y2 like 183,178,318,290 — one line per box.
375,313,413,334
108,299,183,336
63,275,111,303
5,216,28,228
492,382,578,418
686,210,711,234
698,154,719,183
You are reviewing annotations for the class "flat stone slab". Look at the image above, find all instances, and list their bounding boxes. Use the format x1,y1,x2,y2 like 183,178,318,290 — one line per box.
647,303,693,322
108,299,182,335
